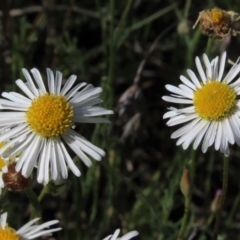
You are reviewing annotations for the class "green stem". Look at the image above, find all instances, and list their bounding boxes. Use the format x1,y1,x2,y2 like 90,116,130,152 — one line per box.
177,149,195,240
100,160,160,225
213,156,229,239
114,0,132,47
177,196,191,240
206,38,213,56
183,0,191,18
107,0,115,90
38,185,49,202
25,188,41,219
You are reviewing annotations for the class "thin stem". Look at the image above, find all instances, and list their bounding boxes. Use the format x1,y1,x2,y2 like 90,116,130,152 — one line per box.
177,196,191,240
213,156,229,239
206,37,213,56
25,188,41,219
38,185,49,202
177,148,195,240
184,0,191,18
100,160,160,225
114,0,132,47
107,0,115,89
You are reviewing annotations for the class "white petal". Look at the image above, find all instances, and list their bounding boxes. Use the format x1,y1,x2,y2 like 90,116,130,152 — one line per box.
162,96,192,104
167,113,197,126
178,84,194,94
215,122,222,150
187,69,201,88
0,124,28,143
163,109,181,119
9,92,32,104
67,129,105,159
225,62,240,84
195,56,207,83
218,52,226,81
203,53,212,79
224,119,235,144
179,75,196,90
60,75,77,96
70,87,102,104
0,212,7,228
121,231,139,240
22,135,42,178
193,121,210,150
50,139,58,180
0,99,29,111
75,109,114,117
17,218,40,234
59,141,81,177
211,57,219,80
37,139,51,183
16,80,35,100
171,118,200,138
73,98,103,109
22,69,39,97
202,122,216,152
65,82,87,100
55,141,68,179
30,68,47,94
165,85,193,99
55,71,62,94
73,117,111,124
47,68,55,94
2,92,31,106
62,134,92,167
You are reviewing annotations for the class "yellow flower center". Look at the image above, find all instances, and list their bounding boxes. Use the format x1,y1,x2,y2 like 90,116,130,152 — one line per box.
26,94,74,137
193,81,237,121
0,227,20,240
0,142,6,170
0,158,6,170
209,8,224,24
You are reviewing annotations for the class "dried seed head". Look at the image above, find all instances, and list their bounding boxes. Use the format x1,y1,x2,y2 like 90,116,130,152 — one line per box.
193,7,240,39
2,163,32,192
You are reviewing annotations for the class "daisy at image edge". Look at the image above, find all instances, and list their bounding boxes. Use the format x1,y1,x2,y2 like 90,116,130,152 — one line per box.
103,228,139,240
162,52,240,156
0,212,61,239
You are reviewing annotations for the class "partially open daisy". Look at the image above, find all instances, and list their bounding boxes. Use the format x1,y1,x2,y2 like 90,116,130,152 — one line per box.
162,52,240,156
103,229,139,240
0,212,61,239
0,68,113,183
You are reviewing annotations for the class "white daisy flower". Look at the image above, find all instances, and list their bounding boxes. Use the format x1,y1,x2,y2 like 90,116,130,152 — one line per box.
0,212,61,239
103,229,139,240
0,68,113,183
162,52,240,156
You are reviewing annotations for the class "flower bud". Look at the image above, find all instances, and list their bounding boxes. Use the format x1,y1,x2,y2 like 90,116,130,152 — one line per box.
177,20,190,35
180,167,192,198
2,163,32,192
210,189,222,212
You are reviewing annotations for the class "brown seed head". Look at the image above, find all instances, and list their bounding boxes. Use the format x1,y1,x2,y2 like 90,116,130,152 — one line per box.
193,7,240,39
2,163,32,192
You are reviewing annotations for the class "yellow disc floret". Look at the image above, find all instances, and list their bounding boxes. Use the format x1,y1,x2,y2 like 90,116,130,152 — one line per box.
0,158,6,170
0,142,6,170
0,227,20,240
193,81,237,121
26,94,74,137
209,8,224,24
